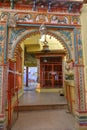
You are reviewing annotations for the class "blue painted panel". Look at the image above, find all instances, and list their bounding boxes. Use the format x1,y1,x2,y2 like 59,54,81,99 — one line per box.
0,26,4,31
74,28,78,64
0,47,2,54
10,28,26,43
0,36,3,41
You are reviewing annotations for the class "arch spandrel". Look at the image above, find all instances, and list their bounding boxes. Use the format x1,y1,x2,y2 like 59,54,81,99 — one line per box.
8,28,73,60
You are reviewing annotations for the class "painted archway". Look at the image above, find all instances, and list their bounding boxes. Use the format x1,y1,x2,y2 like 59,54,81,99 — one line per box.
7,25,85,102
6,25,86,129
8,28,72,90
0,11,86,130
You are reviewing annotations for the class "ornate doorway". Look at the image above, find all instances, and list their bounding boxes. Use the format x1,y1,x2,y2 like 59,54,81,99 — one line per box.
0,5,86,129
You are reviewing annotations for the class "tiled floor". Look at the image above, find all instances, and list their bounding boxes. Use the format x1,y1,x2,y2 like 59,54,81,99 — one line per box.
12,109,75,130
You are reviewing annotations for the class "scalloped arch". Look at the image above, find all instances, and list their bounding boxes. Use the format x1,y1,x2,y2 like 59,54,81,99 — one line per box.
11,29,72,59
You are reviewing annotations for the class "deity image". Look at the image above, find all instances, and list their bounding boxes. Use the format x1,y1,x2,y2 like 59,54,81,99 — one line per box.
51,15,58,24
15,13,33,22
36,14,48,23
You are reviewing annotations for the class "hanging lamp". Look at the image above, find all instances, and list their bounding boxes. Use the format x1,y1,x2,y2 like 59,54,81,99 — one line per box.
39,24,50,52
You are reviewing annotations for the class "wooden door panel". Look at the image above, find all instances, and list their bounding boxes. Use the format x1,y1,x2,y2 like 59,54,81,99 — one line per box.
40,56,63,88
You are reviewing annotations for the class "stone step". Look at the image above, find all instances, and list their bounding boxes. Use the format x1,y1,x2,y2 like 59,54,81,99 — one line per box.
14,104,68,111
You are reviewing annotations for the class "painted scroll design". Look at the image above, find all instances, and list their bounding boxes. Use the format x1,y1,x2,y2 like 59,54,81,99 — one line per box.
57,29,73,59
9,28,27,44
0,24,5,63
8,28,27,58
77,30,83,64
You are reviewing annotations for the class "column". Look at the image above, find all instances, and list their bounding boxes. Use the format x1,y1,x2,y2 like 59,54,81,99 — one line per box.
74,65,87,130
26,66,28,87
37,58,40,89
0,20,8,129
0,65,8,130
74,28,87,130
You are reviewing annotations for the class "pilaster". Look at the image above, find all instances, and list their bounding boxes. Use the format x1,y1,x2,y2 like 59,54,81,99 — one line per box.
75,110,87,130
0,64,8,130
0,17,8,130
74,27,87,130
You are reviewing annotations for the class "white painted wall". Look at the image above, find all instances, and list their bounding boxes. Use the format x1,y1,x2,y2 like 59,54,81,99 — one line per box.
81,4,87,106
24,67,37,86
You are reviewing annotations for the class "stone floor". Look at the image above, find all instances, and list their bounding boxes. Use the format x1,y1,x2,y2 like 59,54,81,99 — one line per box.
12,89,75,130
19,91,67,106
24,83,37,91
12,109,75,130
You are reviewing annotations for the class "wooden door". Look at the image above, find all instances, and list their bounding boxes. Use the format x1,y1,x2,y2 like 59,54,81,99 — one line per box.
40,56,63,88
7,46,22,130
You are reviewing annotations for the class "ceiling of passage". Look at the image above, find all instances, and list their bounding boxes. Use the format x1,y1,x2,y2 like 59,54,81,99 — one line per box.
21,34,65,67
23,34,64,52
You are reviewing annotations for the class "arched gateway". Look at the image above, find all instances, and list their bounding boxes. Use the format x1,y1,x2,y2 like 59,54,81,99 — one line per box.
0,0,87,130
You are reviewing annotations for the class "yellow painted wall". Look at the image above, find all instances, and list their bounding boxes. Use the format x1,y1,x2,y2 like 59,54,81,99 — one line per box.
64,80,75,114
81,4,87,107
21,42,24,88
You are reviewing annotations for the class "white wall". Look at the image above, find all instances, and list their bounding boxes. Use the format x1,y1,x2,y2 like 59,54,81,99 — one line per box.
24,67,37,85
81,4,87,106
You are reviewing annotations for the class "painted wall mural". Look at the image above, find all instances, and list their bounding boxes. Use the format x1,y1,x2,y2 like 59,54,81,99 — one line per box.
71,15,80,24
51,15,69,24
0,10,80,26
14,12,80,25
